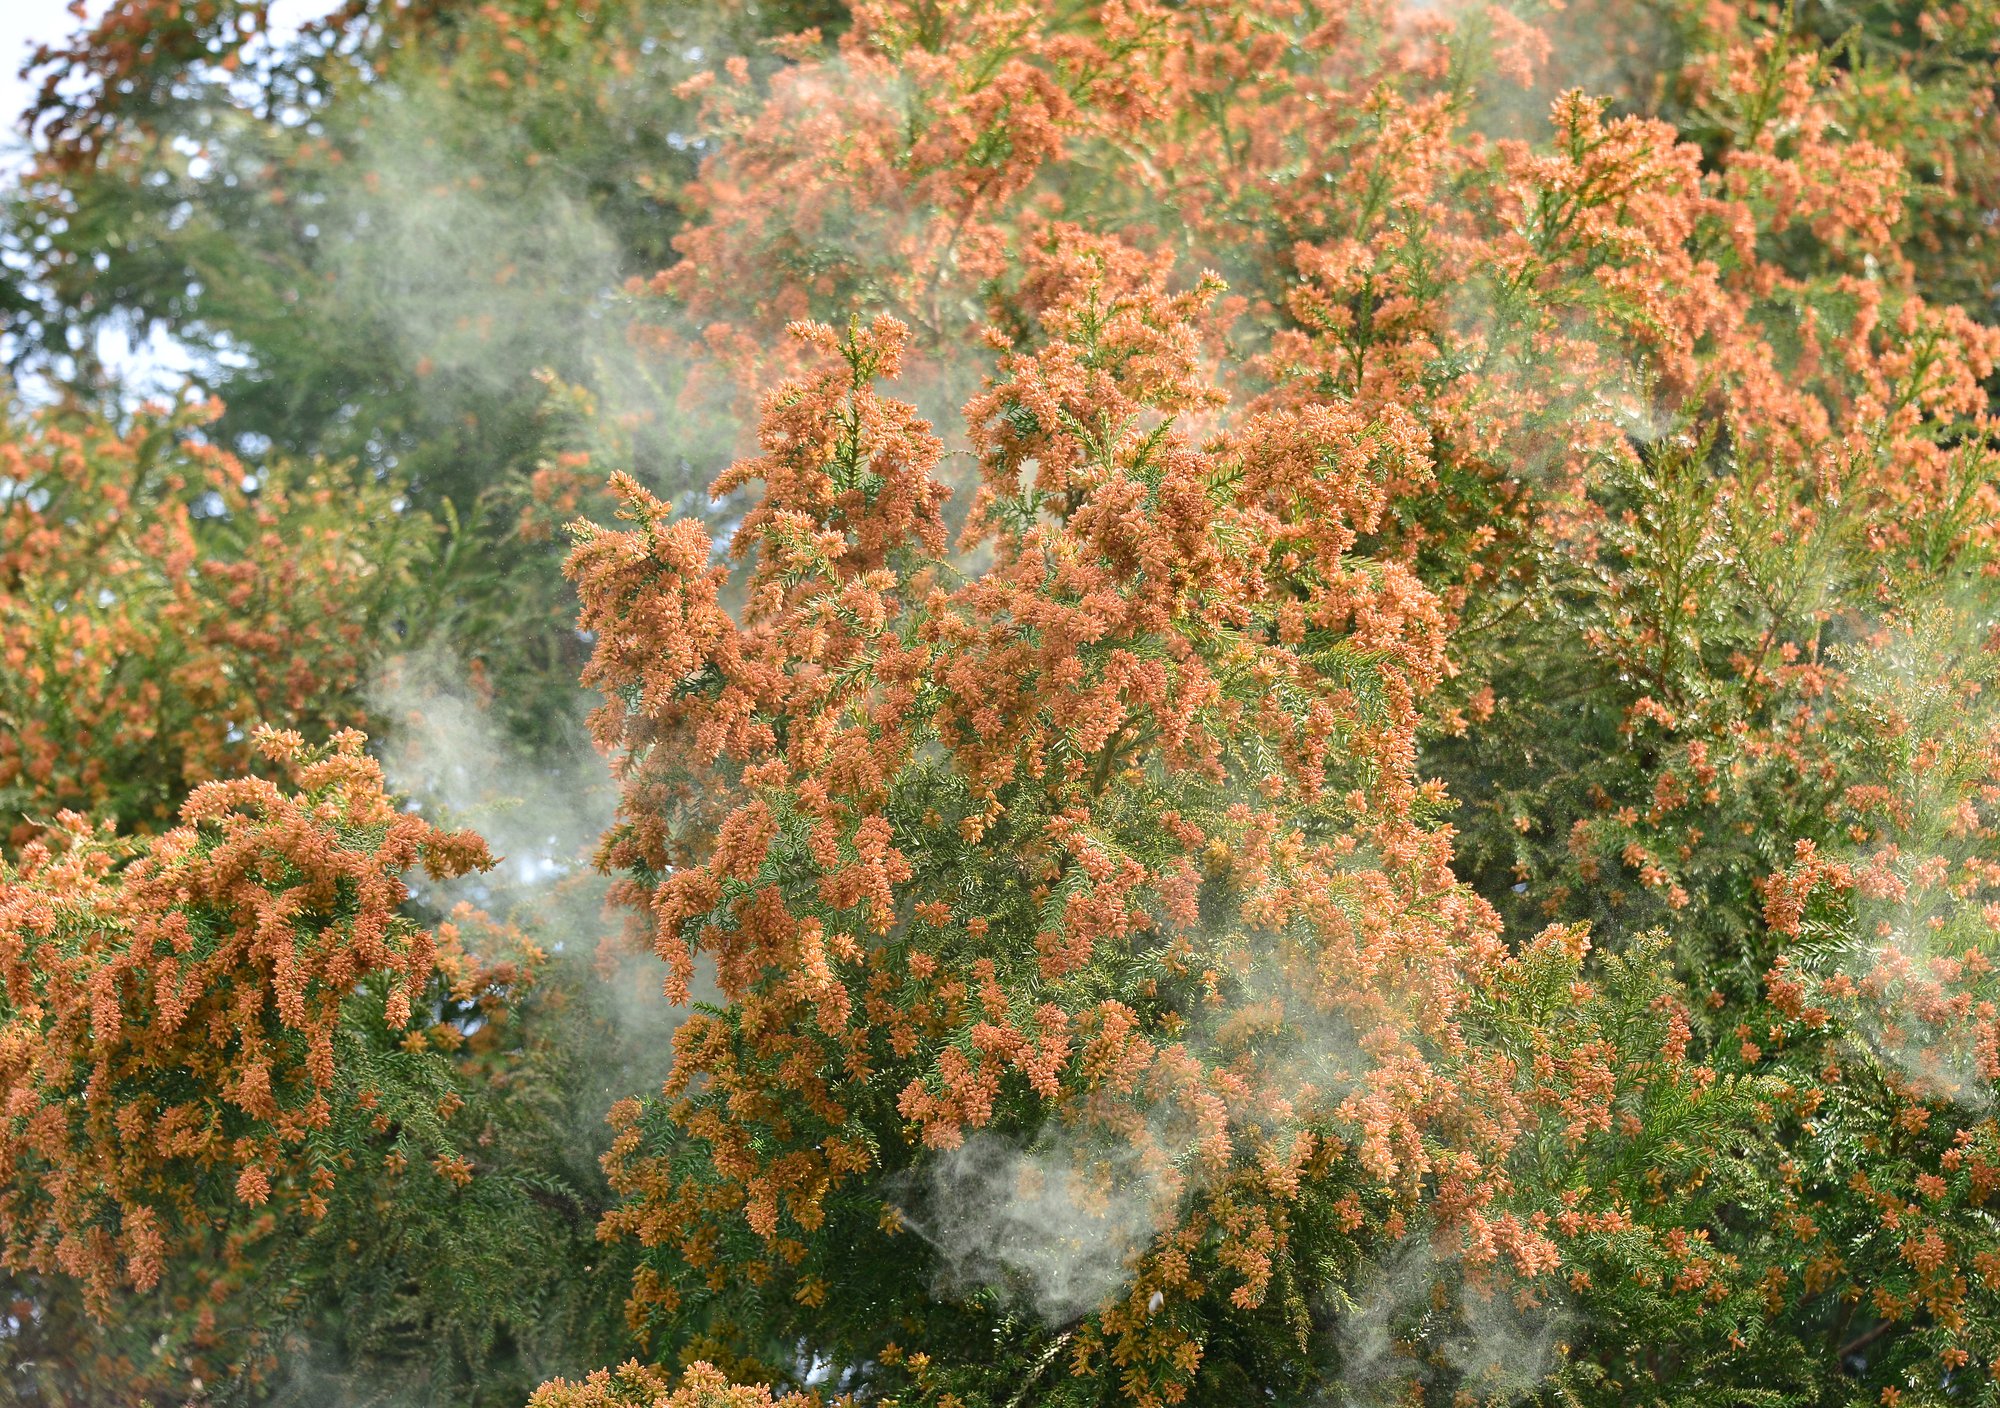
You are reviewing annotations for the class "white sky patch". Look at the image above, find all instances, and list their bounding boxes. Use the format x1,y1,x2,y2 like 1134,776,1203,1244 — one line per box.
0,0,337,402
0,0,104,169
0,0,340,168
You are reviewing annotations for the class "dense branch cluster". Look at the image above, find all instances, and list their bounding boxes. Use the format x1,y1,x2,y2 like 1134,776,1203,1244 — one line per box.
0,729,514,1368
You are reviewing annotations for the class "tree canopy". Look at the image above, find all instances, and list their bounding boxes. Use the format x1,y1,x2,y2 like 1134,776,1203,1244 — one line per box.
6,1,2000,1406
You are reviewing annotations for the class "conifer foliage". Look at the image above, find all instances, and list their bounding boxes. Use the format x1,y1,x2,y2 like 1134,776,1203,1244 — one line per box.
0,727,494,1311
8,0,2000,1406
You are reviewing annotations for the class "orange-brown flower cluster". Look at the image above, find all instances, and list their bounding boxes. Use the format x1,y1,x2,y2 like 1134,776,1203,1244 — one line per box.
0,726,492,1313
565,230,1718,1400
0,399,427,847
551,1,2000,1401
14,0,2000,1402
533,1360,816,1408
